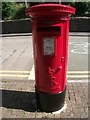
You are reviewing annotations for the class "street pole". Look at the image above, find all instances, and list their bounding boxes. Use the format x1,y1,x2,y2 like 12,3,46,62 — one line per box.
59,0,61,4
25,0,28,8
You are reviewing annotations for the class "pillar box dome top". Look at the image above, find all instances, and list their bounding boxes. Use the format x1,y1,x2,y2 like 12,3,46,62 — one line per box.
26,4,75,18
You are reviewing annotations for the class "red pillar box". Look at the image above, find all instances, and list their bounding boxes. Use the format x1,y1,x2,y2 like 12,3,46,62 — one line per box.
26,4,75,112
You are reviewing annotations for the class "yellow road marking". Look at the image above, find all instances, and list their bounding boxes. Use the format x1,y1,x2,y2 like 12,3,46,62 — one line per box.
0,70,30,74
67,80,88,83
0,74,29,78
0,74,89,78
67,71,90,74
67,75,89,78
0,70,89,74
0,70,89,78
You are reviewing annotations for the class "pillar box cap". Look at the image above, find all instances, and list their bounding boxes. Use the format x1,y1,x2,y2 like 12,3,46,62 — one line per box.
25,4,75,18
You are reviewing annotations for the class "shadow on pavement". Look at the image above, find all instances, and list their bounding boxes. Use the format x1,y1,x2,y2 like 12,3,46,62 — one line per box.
2,90,37,112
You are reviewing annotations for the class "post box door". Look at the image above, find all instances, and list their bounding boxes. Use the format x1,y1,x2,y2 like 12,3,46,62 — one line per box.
35,25,66,93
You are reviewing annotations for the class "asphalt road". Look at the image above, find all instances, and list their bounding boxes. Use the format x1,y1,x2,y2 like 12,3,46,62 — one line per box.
68,35,88,71
0,34,88,80
2,36,33,71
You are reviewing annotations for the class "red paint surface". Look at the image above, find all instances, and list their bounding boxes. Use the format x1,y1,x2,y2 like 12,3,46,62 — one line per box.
26,4,75,94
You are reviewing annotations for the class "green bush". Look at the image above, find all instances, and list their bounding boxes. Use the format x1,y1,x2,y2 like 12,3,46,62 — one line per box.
75,2,89,16
0,2,2,20
1,2,90,20
29,2,90,17
2,2,16,20
2,2,27,20
85,1,90,16
61,2,90,17
12,3,26,19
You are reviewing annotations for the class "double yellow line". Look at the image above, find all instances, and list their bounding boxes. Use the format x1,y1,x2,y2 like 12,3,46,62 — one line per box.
67,71,89,78
0,70,89,78
0,70,30,73
0,70,30,78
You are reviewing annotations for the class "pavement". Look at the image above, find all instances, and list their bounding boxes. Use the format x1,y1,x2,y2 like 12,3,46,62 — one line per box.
0,32,89,119
0,32,90,37
1,79,88,119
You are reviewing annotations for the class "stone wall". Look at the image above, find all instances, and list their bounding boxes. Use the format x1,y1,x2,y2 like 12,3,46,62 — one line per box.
1,17,90,34
70,17,89,32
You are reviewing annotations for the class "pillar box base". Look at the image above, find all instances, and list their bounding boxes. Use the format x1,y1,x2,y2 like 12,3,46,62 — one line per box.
35,86,66,112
